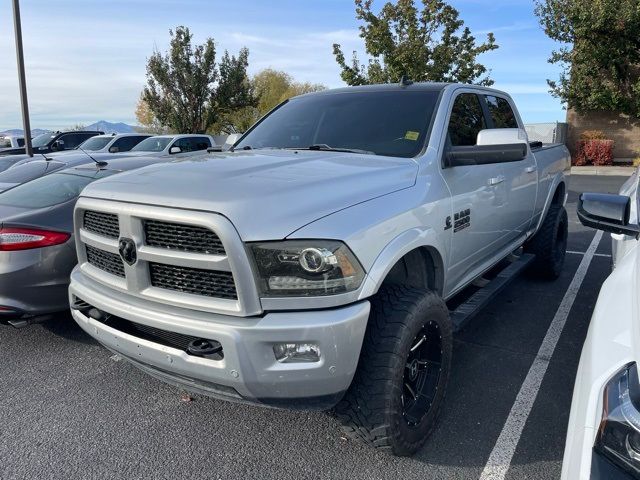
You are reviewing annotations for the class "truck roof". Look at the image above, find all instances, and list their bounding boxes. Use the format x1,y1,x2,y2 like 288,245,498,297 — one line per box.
296,81,511,99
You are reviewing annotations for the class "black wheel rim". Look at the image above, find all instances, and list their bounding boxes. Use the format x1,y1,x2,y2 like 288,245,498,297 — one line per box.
401,320,443,427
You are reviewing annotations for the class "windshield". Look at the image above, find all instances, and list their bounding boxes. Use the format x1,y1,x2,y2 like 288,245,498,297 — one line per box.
78,137,112,151
0,170,116,208
235,90,440,158
31,132,55,148
131,137,172,152
0,138,10,148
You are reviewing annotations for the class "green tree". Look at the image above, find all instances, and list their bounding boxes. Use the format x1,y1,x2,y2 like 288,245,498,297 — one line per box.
213,69,326,133
333,0,498,86
535,0,640,116
142,26,256,133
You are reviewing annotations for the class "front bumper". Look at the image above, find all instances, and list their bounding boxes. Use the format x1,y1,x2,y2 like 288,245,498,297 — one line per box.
69,268,370,410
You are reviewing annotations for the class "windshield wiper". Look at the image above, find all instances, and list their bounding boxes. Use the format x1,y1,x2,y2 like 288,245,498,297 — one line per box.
288,144,375,155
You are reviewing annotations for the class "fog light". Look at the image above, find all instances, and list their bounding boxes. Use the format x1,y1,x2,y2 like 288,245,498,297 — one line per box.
273,343,321,363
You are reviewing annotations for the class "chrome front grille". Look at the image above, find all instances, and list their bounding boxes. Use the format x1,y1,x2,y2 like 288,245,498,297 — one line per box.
85,245,125,277
83,211,119,238
144,220,226,255
149,263,237,299
75,198,261,316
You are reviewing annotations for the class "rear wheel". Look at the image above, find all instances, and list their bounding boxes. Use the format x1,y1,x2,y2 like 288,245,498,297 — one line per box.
524,204,568,279
334,285,452,456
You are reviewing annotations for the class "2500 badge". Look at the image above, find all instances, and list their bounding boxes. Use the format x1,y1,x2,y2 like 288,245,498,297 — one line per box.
445,208,471,233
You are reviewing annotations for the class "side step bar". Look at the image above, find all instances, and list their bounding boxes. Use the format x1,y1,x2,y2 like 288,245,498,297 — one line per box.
450,253,535,332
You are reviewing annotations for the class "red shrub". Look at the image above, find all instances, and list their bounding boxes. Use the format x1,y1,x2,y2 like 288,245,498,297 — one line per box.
574,139,614,166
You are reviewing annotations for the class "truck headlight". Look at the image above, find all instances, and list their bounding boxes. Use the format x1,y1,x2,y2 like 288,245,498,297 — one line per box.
595,363,640,478
249,240,365,297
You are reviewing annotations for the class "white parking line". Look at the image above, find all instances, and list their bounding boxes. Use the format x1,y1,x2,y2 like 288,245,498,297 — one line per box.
479,231,604,480
567,250,611,258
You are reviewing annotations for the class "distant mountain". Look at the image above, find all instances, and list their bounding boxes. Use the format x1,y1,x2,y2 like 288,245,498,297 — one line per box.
0,128,51,137
1,120,135,137
85,120,135,134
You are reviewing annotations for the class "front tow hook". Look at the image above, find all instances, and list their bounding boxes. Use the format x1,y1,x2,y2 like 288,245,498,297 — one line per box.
187,338,224,360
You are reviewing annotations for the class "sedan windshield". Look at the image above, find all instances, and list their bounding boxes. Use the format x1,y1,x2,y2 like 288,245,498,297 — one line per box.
78,137,112,151
235,90,441,158
31,132,55,148
0,170,116,208
131,137,172,152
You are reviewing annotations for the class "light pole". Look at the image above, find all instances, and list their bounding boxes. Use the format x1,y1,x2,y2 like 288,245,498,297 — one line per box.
12,0,33,156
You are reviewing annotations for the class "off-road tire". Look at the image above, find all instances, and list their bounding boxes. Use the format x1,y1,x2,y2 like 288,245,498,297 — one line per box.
524,204,568,280
334,285,452,456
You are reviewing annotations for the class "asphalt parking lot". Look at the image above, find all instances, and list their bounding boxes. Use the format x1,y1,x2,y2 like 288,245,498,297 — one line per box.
0,174,629,480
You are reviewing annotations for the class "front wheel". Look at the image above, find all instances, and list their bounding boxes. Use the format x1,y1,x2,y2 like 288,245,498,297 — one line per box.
334,285,452,456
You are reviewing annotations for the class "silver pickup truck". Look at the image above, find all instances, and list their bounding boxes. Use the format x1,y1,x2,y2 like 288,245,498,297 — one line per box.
69,82,570,456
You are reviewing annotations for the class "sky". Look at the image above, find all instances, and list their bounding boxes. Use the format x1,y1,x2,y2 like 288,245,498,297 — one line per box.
0,0,567,131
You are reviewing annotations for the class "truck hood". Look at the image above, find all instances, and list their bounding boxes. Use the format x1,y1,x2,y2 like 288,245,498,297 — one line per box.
82,150,418,240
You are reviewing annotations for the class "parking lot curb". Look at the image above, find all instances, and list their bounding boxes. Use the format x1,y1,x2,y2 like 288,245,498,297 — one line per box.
571,166,636,176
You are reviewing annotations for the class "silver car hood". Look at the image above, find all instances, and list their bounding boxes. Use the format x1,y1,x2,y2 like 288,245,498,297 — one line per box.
82,150,419,240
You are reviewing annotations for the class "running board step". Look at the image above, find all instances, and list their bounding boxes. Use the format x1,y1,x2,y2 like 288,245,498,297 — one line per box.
450,253,535,332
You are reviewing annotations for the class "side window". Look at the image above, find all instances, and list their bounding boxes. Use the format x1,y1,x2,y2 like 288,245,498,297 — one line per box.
447,94,487,147
112,136,146,152
485,96,518,128
172,138,191,152
59,133,84,149
17,138,25,147
190,137,211,151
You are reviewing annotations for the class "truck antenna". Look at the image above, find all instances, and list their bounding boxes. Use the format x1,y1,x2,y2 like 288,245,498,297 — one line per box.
399,75,413,87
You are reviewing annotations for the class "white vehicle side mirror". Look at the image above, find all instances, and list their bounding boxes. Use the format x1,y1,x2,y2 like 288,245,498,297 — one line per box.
169,146,182,154
477,128,528,146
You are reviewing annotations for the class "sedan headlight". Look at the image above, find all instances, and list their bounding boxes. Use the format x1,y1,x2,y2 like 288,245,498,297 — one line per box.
249,240,365,297
595,363,640,478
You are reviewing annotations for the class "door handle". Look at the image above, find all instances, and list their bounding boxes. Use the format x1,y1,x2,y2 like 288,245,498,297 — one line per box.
488,175,505,186
525,165,537,173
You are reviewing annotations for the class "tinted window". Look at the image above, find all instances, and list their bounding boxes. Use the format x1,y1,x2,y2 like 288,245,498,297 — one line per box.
236,90,441,158
0,171,115,208
79,136,112,151
448,94,487,146
60,133,93,150
132,137,173,152
485,95,518,128
190,136,211,151
112,136,147,152
172,138,192,152
17,138,24,147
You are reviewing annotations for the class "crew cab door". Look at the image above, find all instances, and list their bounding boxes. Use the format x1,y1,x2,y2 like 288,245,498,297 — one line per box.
482,94,537,241
440,92,506,291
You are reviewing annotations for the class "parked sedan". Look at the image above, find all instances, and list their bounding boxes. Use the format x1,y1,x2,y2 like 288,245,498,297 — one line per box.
563,170,640,479
0,156,175,326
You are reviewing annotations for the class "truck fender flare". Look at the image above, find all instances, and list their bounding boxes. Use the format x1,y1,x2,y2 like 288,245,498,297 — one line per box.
533,172,567,234
358,227,446,300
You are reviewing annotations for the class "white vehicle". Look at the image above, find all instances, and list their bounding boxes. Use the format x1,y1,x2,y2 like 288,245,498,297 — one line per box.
0,135,25,152
122,134,217,158
563,171,640,479
69,83,570,455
